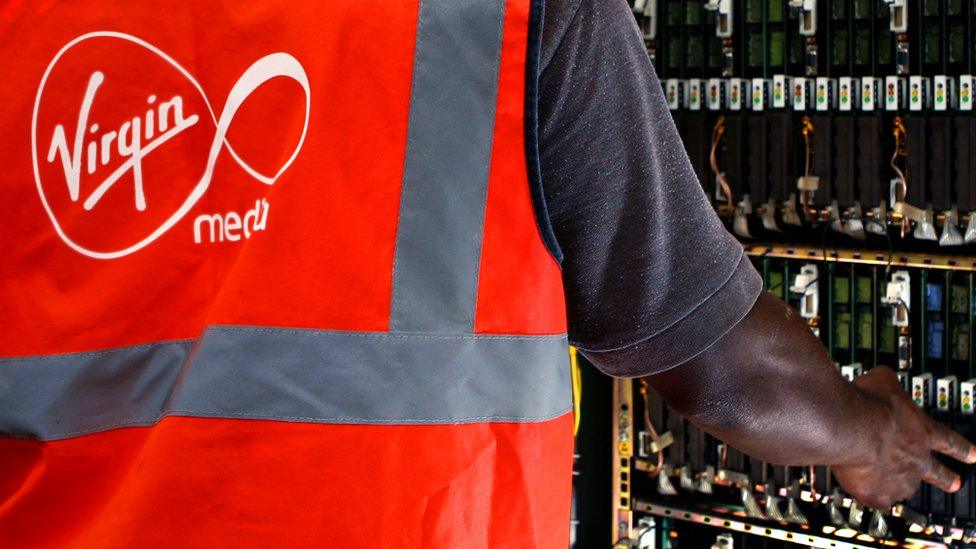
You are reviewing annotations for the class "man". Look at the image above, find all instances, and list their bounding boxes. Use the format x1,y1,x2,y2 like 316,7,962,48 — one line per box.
0,1,971,548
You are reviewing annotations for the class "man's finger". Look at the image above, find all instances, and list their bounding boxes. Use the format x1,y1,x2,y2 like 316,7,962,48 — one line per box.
929,421,976,464
923,458,963,493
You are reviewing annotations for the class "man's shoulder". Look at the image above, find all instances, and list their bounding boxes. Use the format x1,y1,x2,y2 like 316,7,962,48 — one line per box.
541,0,637,73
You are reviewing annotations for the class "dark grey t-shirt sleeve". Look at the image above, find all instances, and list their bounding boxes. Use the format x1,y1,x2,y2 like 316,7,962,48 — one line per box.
538,0,763,377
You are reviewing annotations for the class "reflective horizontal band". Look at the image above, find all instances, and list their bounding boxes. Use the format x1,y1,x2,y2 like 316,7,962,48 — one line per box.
0,327,571,441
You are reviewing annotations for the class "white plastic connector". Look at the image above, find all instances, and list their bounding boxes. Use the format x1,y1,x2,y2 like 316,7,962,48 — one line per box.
908,76,929,111
707,78,724,111
933,75,951,111
727,78,745,110
751,78,766,111
883,0,908,33
960,76,974,111
711,533,734,549
792,77,809,111
687,78,703,111
882,271,911,327
790,264,818,320
704,0,733,38
815,77,834,111
664,79,681,110
937,376,957,412
861,77,879,111
885,76,904,111
789,0,817,36
960,379,976,414
838,77,858,111
840,363,863,382
772,75,787,108
912,373,933,408
646,0,658,38
636,517,657,549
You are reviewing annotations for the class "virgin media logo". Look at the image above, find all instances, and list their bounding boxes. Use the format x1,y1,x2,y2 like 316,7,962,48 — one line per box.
31,31,311,259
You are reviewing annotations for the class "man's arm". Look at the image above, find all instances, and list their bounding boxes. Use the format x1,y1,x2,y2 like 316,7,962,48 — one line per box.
651,291,976,508
536,0,976,508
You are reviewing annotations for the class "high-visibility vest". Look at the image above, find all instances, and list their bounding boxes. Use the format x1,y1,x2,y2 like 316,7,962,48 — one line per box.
0,1,572,547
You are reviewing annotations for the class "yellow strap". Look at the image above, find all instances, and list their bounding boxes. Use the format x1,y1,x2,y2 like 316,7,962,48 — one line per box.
569,346,582,436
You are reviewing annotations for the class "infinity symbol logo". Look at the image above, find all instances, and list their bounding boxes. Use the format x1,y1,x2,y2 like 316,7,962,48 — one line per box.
31,32,311,259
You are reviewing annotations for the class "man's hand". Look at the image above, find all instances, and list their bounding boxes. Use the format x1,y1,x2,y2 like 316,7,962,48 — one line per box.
648,292,976,510
832,366,976,509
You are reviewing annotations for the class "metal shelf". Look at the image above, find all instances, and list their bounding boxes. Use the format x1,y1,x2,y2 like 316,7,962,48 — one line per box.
632,500,949,549
745,244,976,272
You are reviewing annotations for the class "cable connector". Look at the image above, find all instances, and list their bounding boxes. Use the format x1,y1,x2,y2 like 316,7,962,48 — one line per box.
703,0,732,38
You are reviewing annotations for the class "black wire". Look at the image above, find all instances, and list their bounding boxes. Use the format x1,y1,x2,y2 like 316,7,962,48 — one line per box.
821,216,832,264
884,221,895,275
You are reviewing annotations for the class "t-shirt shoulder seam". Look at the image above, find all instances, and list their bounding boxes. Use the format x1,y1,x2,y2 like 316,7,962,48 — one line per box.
539,0,586,76
571,249,751,354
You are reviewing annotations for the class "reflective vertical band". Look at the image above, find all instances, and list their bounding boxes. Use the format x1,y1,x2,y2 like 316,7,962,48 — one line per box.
390,0,507,334
0,327,571,441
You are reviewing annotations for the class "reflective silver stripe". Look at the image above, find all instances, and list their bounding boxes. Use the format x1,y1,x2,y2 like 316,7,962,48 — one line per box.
0,327,571,441
0,340,192,440
390,0,507,333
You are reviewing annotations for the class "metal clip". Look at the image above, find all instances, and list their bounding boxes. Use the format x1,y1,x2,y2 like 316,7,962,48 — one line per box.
781,193,802,226
742,487,766,520
656,464,678,496
866,201,888,236
679,464,695,491
966,211,976,243
695,466,715,495
761,199,782,232
827,200,844,234
764,483,786,522
913,205,938,241
827,490,846,527
940,207,964,246
848,500,864,529
733,195,754,238
845,202,867,240
868,509,890,539
784,484,808,525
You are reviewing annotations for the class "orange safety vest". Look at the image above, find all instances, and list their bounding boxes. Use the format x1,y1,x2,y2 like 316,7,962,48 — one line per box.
0,1,572,547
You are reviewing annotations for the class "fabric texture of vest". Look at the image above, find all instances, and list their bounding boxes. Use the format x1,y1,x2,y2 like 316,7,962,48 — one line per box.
0,1,572,546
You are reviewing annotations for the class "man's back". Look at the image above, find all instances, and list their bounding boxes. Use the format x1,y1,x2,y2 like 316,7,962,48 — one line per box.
0,2,575,546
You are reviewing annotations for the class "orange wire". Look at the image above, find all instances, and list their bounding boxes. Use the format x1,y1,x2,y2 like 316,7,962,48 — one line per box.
799,116,815,219
639,379,665,477
710,115,733,207
890,116,909,236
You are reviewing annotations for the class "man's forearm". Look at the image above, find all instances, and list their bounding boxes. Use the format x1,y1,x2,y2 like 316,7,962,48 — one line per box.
650,291,885,467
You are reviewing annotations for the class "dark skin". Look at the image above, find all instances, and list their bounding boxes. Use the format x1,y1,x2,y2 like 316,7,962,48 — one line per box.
651,291,976,509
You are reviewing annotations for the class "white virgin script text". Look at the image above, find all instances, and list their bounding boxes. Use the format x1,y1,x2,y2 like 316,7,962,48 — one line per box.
47,71,200,212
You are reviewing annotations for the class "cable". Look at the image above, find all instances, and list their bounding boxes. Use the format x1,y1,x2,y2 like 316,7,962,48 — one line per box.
808,465,817,502
821,212,834,264
890,116,908,191
570,346,582,437
890,116,910,237
801,115,815,179
639,378,665,477
709,115,733,207
800,116,816,220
